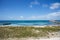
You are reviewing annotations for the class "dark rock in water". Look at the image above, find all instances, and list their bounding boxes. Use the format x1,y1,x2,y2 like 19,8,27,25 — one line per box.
3,23,11,25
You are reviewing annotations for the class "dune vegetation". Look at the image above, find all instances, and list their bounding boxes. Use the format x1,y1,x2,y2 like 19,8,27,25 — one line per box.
0,26,60,38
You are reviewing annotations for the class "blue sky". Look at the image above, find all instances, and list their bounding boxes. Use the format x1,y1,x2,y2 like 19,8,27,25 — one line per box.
0,0,60,20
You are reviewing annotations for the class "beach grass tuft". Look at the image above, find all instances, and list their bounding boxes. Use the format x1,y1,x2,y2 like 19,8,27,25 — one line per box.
0,26,60,38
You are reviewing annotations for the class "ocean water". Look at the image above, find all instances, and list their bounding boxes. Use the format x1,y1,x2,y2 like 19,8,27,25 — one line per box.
0,20,60,26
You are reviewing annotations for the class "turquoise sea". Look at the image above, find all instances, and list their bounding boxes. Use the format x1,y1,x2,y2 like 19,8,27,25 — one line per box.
0,20,60,26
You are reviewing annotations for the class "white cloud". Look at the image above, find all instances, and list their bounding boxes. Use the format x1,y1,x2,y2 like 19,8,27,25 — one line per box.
31,16,36,19
9,17,13,19
20,16,24,19
28,12,60,20
7,12,60,20
30,0,40,5
29,5,33,8
8,16,24,20
46,12,60,19
29,0,40,8
42,4,48,8
50,3,60,9
47,12,60,17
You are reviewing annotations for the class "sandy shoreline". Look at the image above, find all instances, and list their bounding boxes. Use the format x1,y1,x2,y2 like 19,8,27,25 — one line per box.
0,25,60,27
0,37,60,40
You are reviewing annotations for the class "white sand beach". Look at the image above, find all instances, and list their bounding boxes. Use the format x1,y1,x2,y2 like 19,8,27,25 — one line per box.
1,37,60,40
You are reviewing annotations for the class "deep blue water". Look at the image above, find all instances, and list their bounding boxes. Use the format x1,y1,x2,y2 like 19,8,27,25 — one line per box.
0,20,60,26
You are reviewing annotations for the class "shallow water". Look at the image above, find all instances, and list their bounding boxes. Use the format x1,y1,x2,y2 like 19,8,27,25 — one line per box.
0,20,60,26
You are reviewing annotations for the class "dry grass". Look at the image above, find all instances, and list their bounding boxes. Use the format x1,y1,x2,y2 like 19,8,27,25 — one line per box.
0,26,60,38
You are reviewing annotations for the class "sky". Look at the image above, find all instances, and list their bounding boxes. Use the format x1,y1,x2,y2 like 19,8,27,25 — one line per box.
0,0,60,20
